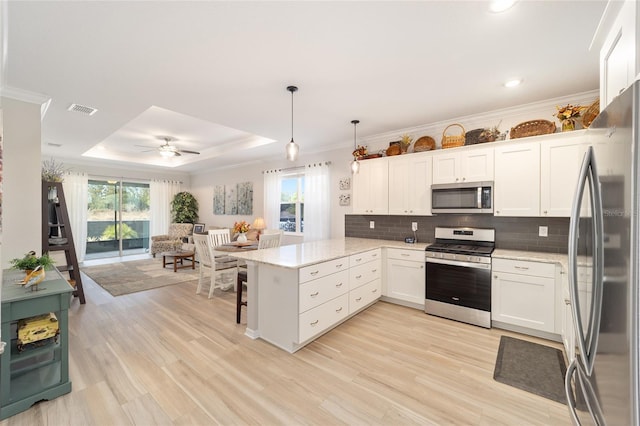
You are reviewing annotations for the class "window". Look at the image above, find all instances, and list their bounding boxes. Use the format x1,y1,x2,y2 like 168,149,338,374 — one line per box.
280,174,304,233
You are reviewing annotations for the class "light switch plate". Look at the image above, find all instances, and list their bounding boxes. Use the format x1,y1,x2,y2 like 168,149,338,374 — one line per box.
539,226,548,237
412,222,418,231
369,221,375,229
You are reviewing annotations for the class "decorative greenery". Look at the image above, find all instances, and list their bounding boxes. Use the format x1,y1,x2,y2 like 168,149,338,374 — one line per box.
171,191,199,223
10,251,55,271
399,134,413,151
233,221,250,234
555,104,585,121
42,158,68,182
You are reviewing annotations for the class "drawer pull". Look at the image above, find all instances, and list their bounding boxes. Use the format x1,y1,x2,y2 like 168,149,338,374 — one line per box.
355,274,362,279
371,269,377,273
401,253,410,257
310,320,319,326
452,297,460,301
335,264,343,268
355,258,362,262
514,266,529,270
355,297,362,302
372,253,378,257
371,289,378,293
335,307,343,313
336,282,343,287
310,270,319,276
310,291,319,297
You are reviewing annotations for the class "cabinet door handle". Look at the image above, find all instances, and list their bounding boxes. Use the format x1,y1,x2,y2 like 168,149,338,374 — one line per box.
355,274,362,279
335,264,343,268
336,282,343,288
401,253,410,257
544,210,548,214
355,258,362,262
310,291,319,297
335,307,343,313
452,297,460,301
310,320,319,326
371,253,378,257
371,289,378,293
371,269,377,273
355,297,362,302
462,177,466,181
310,270,319,276
514,266,529,270
496,210,500,214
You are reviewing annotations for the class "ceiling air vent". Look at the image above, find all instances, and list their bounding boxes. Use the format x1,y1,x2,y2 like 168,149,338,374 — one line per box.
67,103,98,116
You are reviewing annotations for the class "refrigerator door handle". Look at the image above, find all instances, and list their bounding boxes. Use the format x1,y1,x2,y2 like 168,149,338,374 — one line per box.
565,360,581,426
568,146,604,376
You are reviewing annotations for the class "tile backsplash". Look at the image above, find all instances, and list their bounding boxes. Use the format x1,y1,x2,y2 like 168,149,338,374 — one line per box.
345,214,570,253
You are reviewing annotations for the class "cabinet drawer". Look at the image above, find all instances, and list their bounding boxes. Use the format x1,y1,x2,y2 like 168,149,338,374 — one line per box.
299,257,349,283
298,293,349,343
492,258,555,277
349,259,381,290
386,248,425,262
350,279,381,314
349,249,381,267
299,270,349,313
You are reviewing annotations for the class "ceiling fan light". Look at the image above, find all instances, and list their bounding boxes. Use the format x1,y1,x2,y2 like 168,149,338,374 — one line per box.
286,139,299,161
159,150,175,158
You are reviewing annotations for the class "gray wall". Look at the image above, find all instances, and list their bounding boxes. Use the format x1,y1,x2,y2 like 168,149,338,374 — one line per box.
345,214,569,253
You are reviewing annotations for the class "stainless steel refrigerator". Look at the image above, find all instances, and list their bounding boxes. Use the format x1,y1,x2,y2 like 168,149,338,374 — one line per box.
565,81,639,425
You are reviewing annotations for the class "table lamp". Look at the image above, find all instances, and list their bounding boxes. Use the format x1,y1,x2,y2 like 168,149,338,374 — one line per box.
252,217,266,239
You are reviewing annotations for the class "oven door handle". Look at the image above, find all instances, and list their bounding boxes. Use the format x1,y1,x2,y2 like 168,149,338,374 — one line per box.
425,257,491,270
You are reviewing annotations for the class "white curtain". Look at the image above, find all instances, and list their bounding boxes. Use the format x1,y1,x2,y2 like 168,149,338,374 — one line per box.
150,180,182,237
263,170,281,230
62,172,88,262
304,162,330,241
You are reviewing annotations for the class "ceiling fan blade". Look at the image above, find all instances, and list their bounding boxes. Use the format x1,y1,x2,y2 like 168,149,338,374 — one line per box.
178,149,200,155
134,144,157,149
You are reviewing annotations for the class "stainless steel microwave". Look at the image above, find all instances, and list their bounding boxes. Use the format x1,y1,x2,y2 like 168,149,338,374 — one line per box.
431,181,493,214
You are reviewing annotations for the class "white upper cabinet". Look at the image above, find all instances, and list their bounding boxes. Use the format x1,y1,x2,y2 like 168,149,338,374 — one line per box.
540,133,590,217
432,147,494,184
388,153,432,215
597,0,638,108
352,157,389,214
494,142,540,217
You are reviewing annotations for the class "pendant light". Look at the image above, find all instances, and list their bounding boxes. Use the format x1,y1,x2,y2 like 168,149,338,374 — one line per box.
286,85,299,161
351,119,360,174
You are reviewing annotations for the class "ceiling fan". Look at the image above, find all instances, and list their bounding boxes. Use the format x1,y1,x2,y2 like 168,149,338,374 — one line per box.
137,136,200,157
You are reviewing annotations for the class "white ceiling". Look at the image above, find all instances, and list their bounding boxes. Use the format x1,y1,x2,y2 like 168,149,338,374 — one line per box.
4,1,607,173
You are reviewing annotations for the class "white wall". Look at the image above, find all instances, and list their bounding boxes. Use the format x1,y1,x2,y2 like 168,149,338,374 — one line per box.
2,97,42,268
190,146,354,245
59,159,191,186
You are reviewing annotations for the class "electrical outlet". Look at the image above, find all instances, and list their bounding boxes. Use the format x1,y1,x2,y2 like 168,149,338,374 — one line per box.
539,226,548,237
412,222,418,232
369,221,375,229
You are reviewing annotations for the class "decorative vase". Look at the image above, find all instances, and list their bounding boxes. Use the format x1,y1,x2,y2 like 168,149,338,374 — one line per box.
561,118,576,132
237,233,248,243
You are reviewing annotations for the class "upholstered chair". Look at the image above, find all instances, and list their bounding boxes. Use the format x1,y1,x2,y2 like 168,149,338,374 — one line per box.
150,223,194,257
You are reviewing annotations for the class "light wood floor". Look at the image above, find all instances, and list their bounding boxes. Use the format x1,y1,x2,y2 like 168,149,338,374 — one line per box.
1,269,571,425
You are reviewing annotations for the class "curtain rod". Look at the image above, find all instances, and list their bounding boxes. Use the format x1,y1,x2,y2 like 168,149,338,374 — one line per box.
88,174,183,184
263,161,331,174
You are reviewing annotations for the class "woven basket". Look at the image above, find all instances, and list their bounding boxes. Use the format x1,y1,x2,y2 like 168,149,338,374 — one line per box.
509,119,556,139
582,99,600,128
465,128,484,145
441,124,466,149
413,136,435,152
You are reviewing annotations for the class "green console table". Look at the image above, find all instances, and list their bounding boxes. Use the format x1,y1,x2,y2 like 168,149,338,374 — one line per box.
1,268,73,420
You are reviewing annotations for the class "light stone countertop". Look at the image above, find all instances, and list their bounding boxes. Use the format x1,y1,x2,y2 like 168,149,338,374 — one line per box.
229,237,428,269
492,249,584,273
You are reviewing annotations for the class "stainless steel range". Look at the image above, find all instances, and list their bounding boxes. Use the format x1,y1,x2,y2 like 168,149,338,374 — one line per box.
425,227,495,328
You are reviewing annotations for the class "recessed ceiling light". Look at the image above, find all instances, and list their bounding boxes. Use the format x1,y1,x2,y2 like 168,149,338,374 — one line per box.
489,0,517,13
504,79,522,88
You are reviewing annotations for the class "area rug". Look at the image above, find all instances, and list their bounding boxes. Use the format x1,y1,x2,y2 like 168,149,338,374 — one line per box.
81,258,200,297
493,336,567,404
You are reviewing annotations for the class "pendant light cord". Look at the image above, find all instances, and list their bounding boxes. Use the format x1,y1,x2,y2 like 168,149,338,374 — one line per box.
291,89,294,142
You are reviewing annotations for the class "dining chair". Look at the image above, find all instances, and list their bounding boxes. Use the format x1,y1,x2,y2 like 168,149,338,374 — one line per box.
237,230,283,323
193,234,238,298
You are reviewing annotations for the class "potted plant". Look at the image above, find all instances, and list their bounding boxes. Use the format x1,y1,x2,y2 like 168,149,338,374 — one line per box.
41,158,68,182
171,191,199,223
10,251,55,273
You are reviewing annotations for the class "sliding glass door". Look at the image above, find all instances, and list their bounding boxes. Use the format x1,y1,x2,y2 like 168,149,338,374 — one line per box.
86,179,150,259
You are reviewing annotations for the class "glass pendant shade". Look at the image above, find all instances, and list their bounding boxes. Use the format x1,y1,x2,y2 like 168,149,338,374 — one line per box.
351,158,360,174
351,119,360,174
286,139,299,161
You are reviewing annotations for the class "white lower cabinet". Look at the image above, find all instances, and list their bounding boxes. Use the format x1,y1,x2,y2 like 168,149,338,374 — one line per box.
491,258,558,333
350,279,381,314
299,293,350,343
384,248,425,306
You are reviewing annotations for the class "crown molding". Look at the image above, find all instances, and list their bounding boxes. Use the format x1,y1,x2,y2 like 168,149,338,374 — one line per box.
1,85,52,119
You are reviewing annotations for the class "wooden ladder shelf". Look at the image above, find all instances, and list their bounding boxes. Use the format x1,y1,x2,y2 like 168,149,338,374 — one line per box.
41,181,86,304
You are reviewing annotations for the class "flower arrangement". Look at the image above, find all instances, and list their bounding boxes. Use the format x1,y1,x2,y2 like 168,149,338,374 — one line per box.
41,158,68,182
399,134,413,152
233,221,250,234
554,104,584,121
352,145,367,159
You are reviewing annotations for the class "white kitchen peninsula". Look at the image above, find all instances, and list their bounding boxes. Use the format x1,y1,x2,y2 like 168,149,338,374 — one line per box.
230,238,427,353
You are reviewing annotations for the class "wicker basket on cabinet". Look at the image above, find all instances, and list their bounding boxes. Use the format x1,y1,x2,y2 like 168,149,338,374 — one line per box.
441,124,466,149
